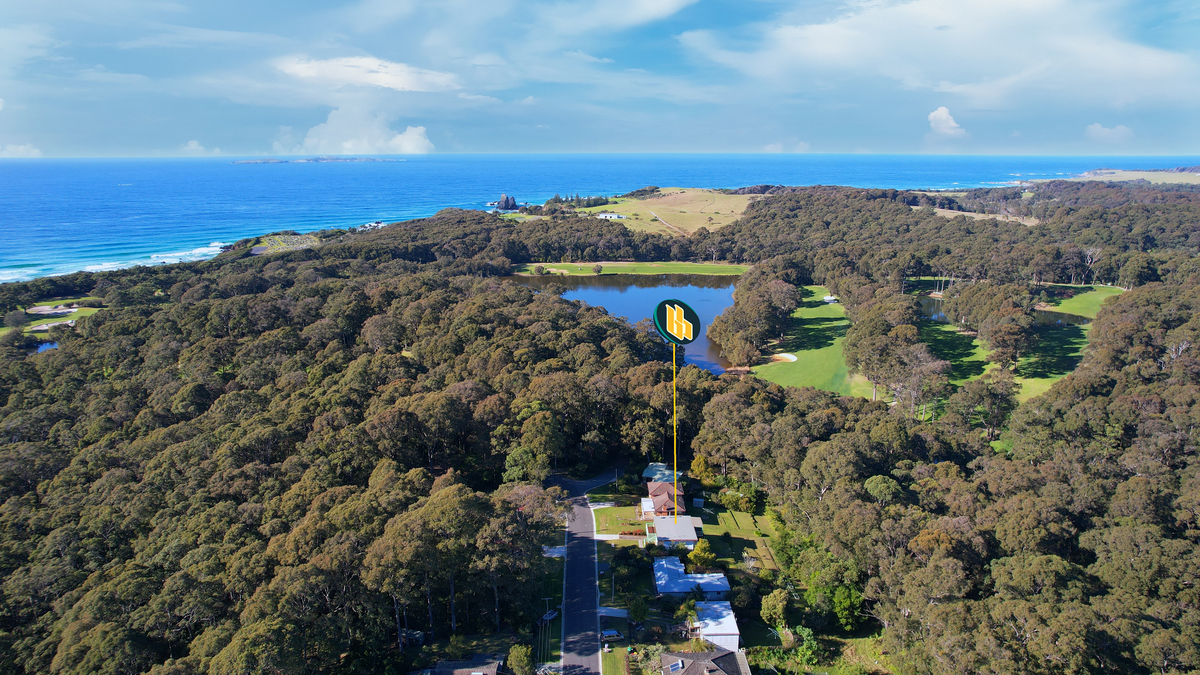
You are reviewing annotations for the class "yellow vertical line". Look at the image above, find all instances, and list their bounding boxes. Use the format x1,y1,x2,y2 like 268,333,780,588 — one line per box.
673,342,678,525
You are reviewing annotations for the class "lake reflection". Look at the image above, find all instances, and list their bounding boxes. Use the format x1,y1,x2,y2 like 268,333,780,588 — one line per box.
512,274,737,372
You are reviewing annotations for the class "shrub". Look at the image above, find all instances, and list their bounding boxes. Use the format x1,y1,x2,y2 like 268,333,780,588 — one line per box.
508,645,533,675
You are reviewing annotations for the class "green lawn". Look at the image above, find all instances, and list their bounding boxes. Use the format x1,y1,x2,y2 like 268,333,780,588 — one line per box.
752,286,873,398
511,261,749,276
922,320,1092,403
1041,285,1123,319
918,322,993,385
2,296,108,338
537,556,565,664
594,506,643,536
695,504,779,571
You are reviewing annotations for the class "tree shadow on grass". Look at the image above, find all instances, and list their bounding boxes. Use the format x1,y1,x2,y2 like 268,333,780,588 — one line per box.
778,316,847,353
1017,324,1088,380
919,320,987,381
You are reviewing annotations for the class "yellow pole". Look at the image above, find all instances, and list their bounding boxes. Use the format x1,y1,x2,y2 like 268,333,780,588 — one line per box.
673,342,678,524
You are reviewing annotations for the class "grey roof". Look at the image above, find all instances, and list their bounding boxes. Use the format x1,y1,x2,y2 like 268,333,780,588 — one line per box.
653,515,698,541
653,557,730,594
410,654,504,675
659,650,750,675
642,463,681,482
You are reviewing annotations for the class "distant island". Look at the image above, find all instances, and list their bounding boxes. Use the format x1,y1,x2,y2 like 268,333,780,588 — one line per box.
231,157,406,164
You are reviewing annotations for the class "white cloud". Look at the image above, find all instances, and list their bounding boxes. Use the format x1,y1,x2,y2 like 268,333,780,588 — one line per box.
458,93,502,103
0,144,42,157
543,0,700,34
681,0,1200,109
275,56,460,92
566,50,613,64
180,139,221,154
763,141,811,153
119,25,285,49
927,106,966,138
274,107,435,154
1086,122,1132,143
0,25,58,76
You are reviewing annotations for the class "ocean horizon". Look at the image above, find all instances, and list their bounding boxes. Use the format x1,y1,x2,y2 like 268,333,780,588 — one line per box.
2,153,1198,283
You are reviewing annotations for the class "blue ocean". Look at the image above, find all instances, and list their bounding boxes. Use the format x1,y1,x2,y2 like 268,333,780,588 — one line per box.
1,154,1197,282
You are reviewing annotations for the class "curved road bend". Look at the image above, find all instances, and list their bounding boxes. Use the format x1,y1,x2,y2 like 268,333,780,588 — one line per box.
550,466,622,675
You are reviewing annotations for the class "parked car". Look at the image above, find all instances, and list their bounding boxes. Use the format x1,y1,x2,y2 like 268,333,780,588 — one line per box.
601,629,624,641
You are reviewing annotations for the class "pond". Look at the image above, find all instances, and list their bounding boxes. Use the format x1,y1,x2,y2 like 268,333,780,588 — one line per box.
916,296,1090,326
35,342,58,354
512,274,737,372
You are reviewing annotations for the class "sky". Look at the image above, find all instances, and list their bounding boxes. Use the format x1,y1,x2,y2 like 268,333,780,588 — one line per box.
0,0,1197,156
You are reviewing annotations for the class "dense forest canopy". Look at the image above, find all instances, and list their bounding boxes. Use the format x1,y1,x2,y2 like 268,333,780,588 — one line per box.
0,180,1197,674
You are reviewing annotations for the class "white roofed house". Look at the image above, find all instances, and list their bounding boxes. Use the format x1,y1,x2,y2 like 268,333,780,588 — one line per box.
691,602,740,652
653,557,730,599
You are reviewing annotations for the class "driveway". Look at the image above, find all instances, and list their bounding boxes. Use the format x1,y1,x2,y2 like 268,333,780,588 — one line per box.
551,465,623,675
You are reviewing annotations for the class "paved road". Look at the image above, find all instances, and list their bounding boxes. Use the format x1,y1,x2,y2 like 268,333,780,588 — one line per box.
551,467,622,675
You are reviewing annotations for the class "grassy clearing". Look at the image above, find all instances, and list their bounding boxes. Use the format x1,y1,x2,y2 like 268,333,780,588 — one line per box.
919,322,993,385
251,234,319,255
575,188,754,236
1,296,108,338
594,506,643,536
511,261,749,276
1041,285,1123,319
912,205,1039,226
922,320,1091,403
752,286,873,398
695,504,779,571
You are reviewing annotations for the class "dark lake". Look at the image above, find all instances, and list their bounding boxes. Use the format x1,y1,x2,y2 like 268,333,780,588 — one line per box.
917,297,1090,326
512,274,737,372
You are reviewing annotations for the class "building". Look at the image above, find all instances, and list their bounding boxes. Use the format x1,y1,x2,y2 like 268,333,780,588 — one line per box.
648,481,685,516
648,481,683,499
692,602,740,651
650,492,685,517
597,213,625,219
642,462,682,483
653,557,730,599
659,650,751,675
407,654,504,675
650,515,699,549
639,497,656,520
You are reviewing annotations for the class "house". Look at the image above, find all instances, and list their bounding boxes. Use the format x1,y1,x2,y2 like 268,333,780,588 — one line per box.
408,654,504,675
597,213,626,220
648,481,683,499
648,481,685,517
651,492,685,517
692,602,740,651
650,515,699,549
653,557,730,599
659,649,751,675
639,497,656,520
643,462,681,483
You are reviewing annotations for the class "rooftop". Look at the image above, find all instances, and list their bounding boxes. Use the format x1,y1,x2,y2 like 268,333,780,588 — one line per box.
659,650,750,675
648,481,683,497
653,515,698,541
642,462,681,482
653,557,730,594
695,602,739,636
408,654,504,675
